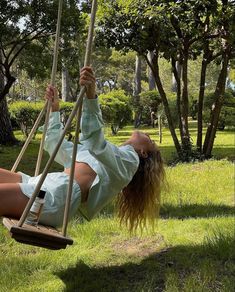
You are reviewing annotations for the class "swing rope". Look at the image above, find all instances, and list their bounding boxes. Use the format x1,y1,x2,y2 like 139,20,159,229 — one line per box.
17,0,98,238
11,0,63,174
35,0,63,176
62,0,98,236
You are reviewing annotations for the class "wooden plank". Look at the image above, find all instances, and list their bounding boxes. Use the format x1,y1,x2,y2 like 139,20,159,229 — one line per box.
3,217,73,250
10,219,63,237
4,218,72,240
10,225,73,244
11,233,66,250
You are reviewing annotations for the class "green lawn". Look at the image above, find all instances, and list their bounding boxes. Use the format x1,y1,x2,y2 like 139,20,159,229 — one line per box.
0,125,234,291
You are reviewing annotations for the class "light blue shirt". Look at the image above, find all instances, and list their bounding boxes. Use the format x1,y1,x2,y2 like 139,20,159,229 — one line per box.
44,97,140,221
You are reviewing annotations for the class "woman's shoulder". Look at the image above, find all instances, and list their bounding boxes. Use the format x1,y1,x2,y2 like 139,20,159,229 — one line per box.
118,144,139,163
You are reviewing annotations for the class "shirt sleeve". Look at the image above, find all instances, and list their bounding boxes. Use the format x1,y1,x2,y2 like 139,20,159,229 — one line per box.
80,97,105,151
43,111,73,168
81,97,140,184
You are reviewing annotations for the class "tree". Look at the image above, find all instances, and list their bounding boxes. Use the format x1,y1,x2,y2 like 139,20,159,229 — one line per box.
96,0,234,160
92,48,136,95
96,0,181,156
202,0,235,157
0,0,85,144
0,51,16,143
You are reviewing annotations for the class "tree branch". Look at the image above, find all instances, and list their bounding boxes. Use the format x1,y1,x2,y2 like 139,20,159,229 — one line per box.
8,29,48,67
144,53,155,76
0,42,7,59
0,65,5,76
6,28,48,64
211,51,223,62
5,26,45,47
170,15,183,40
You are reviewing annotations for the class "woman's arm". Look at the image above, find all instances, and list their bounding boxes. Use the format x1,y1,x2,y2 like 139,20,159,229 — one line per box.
79,67,105,149
81,100,139,184
42,67,96,168
79,68,139,183
79,66,96,100
45,85,60,112
43,85,73,168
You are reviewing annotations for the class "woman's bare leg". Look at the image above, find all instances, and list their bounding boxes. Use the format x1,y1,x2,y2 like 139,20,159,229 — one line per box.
0,184,28,218
0,168,22,183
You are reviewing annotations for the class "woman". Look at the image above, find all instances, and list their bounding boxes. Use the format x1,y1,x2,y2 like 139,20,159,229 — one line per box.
0,67,165,232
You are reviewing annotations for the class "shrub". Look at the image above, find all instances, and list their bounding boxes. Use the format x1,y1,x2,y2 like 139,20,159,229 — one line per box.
139,90,161,126
99,90,132,134
59,102,75,128
9,101,44,138
203,90,235,130
9,101,75,138
137,91,179,128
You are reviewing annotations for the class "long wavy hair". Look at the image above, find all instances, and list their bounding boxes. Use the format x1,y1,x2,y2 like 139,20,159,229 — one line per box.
117,144,165,232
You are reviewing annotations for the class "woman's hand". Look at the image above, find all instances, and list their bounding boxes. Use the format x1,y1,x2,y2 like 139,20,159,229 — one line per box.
44,85,60,112
79,66,96,99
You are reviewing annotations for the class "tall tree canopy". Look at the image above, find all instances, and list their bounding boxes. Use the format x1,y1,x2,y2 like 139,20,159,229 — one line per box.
96,0,235,160
0,0,86,144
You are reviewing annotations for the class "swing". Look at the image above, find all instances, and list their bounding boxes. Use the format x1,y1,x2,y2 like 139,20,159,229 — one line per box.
3,0,98,250
3,218,73,250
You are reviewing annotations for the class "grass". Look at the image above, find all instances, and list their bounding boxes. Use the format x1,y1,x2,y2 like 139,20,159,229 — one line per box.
0,124,234,291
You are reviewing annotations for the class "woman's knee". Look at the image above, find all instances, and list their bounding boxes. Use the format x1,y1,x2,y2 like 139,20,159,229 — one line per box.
0,184,28,218
0,168,22,184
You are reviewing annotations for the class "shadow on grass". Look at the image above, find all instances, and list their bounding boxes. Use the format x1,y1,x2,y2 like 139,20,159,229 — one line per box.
158,145,235,164
160,203,235,219
55,233,235,292
212,147,235,161
159,145,235,164
99,203,235,221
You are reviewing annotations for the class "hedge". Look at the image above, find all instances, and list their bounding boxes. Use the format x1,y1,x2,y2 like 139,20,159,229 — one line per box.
9,101,74,138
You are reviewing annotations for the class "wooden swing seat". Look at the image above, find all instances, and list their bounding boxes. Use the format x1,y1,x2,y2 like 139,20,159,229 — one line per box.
3,218,73,250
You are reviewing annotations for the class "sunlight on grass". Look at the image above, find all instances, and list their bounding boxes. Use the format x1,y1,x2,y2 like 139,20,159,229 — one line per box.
162,160,234,209
0,124,234,291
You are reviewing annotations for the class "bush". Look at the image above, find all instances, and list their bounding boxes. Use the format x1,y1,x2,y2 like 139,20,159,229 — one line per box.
9,101,44,138
137,91,179,128
203,90,235,130
99,90,132,134
139,90,161,126
58,102,75,128
9,101,75,138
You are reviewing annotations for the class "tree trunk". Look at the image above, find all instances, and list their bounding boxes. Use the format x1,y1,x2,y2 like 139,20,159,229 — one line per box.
62,65,70,102
203,50,230,157
181,47,191,153
0,97,17,145
171,60,182,92
147,52,181,155
171,57,184,141
0,52,17,145
158,114,162,144
197,58,208,152
133,54,142,128
147,51,156,90
0,50,16,103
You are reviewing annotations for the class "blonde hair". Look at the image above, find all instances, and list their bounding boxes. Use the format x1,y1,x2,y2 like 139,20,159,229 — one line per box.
117,145,165,233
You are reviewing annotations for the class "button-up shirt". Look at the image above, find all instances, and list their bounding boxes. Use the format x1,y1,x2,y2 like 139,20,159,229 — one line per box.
44,97,139,220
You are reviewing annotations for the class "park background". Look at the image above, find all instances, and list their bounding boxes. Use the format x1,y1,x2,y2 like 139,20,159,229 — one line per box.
0,1,234,291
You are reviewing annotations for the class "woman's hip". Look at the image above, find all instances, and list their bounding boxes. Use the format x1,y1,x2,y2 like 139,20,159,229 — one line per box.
18,171,81,227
